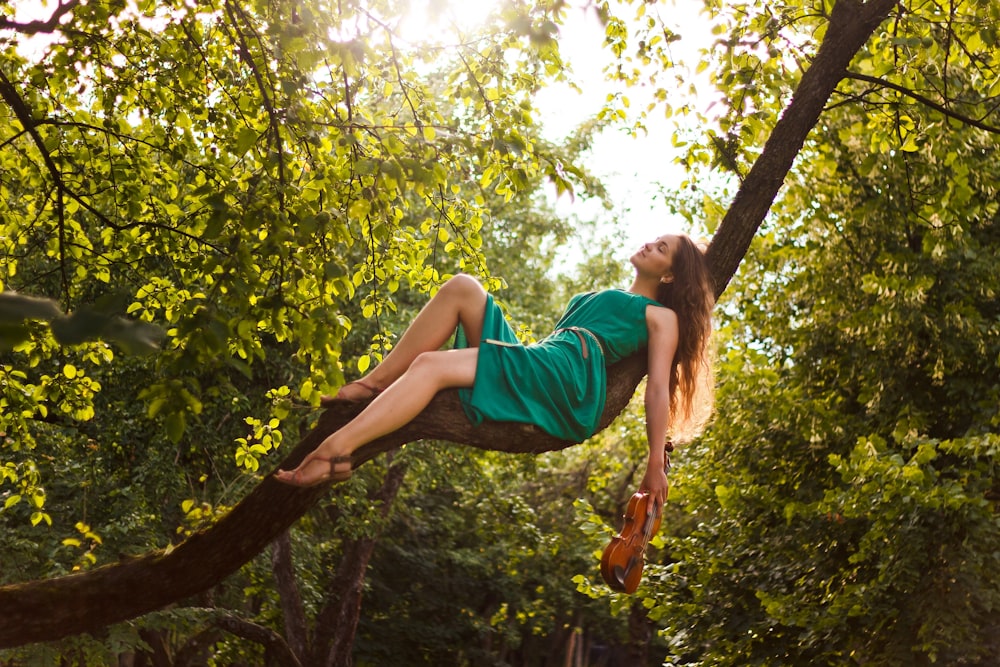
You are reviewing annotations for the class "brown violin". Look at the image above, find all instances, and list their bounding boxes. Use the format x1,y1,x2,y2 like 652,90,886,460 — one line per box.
600,491,662,593
600,443,672,594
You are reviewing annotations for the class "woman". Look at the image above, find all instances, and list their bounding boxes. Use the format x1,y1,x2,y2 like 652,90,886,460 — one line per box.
275,234,714,504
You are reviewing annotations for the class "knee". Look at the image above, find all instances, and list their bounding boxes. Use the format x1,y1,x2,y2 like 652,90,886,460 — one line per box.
407,350,448,385
442,273,484,298
409,350,442,372
408,349,476,390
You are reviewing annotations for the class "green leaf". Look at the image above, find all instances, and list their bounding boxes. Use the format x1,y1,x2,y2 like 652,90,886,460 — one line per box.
165,412,186,443
235,126,258,154
30,511,52,526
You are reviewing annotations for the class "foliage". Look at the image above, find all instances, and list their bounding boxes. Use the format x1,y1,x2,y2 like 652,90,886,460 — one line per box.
610,0,1000,662
0,0,618,662
0,0,598,528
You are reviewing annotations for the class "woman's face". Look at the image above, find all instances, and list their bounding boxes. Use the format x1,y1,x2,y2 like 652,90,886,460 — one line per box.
631,234,678,281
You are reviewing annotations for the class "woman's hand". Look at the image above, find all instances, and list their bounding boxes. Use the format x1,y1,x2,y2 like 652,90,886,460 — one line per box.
640,460,669,507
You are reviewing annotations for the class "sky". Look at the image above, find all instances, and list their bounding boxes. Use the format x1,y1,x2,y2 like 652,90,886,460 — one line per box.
530,1,717,264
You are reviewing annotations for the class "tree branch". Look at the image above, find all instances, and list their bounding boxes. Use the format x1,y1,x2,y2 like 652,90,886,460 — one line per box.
223,1,288,213
0,68,73,302
212,610,302,667
843,71,1000,135
0,0,80,35
0,70,226,260
0,354,646,649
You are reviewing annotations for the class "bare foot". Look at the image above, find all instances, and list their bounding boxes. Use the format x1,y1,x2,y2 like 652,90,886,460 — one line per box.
274,455,353,487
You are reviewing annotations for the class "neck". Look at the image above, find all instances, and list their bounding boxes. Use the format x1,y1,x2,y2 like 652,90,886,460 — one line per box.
628,275,662,301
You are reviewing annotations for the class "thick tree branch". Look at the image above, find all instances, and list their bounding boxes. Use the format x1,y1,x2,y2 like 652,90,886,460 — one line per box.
0,355,646,649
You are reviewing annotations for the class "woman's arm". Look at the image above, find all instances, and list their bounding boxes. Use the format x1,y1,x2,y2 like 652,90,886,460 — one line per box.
642,306,679,505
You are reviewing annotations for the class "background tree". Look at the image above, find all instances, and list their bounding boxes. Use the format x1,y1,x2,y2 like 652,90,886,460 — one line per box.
1,0,636,662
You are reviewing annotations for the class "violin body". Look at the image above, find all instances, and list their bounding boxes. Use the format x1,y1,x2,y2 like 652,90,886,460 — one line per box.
600,491,662,594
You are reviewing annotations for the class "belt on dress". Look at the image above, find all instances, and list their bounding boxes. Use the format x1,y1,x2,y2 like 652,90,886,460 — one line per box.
552,326,604,360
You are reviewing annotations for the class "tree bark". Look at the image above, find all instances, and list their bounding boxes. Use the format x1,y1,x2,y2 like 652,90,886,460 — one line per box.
271,531,308,660
0,0,899,648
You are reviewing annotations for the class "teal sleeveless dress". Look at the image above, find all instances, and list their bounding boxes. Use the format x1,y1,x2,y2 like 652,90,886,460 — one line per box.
455,289,661,442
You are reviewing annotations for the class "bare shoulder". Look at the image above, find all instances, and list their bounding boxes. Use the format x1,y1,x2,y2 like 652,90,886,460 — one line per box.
645,304,678,332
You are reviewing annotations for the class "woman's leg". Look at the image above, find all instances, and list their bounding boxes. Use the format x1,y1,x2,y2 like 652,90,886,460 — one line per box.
335,274,488,400
276,347,478,486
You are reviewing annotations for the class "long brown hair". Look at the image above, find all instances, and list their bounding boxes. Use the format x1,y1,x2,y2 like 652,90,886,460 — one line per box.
656,235,715,441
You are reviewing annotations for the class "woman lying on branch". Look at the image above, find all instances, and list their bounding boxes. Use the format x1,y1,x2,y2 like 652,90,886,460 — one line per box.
275,234,715,504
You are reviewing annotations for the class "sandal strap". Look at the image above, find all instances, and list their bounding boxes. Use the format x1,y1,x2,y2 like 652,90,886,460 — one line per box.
349,380,382,395
328,455,354,474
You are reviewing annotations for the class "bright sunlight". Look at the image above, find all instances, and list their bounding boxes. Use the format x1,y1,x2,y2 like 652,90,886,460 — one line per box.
396,0,504,44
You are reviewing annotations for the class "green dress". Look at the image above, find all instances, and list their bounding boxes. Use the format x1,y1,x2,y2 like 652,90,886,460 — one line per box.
455,289,661,442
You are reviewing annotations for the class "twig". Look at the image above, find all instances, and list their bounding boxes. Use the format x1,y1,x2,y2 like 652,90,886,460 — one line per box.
843,71,1000,135
0,0,80,35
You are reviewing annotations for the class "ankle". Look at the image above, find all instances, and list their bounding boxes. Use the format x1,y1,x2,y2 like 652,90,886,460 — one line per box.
357,377,383,392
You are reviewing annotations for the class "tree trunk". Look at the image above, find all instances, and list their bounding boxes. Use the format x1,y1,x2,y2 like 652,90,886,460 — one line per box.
626,602,652,666
0,0,898,648
271,531,309,660
315,458,408,667
706,0,901,295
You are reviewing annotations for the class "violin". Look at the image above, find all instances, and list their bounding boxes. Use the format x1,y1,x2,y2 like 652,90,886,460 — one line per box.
600,443,672,594
600,491,662,593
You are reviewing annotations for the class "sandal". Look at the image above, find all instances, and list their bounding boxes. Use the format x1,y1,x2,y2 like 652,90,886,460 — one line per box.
321,380,383,406
274,455,353,488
